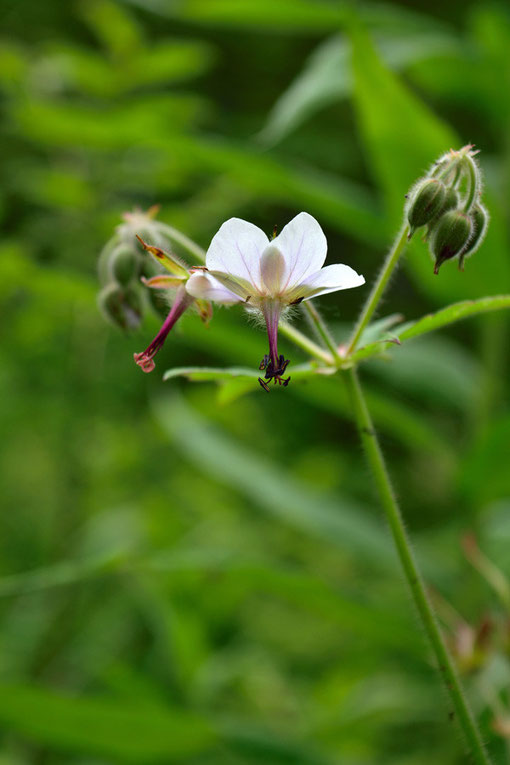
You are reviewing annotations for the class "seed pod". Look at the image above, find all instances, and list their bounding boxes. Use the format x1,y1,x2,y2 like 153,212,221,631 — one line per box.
458,204,489,270
407,179,447,237
430,210,473,274
98,283,143,330
110,246,138,286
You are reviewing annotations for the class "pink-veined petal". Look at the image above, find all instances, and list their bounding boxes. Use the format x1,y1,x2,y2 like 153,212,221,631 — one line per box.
298,263,365,301
272,212,328,291
205,218,269,291
186,272,243,304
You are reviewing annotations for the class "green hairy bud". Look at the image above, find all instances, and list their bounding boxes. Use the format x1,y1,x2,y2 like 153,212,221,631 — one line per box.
110,246,138,286
98,283,143,330
407,179,446,236
430,210,473,275
458,204,489,270
437,186,459,218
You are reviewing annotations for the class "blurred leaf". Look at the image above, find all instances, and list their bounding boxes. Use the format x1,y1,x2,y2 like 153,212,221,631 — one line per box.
121,0,351,31
80,0,142,58
351,295,510,364
291,378,452,460
12,95,206,150
460,413,510,507
122,0,452,36
0,685,215,761
37,40,214,98
155,394,395,569
364,335,480,411
355,313,404,347
261,31,459,145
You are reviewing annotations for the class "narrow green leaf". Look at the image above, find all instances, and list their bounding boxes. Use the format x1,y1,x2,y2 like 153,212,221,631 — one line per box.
351,295,510,364
163,362,327,383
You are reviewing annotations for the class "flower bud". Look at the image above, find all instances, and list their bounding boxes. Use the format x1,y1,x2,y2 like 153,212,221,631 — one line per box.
110,246,138,286
424,188,459,240
430,210,473,274
438,187,459,217
458,204,489,270
407,179,447,236
147,285,171,319
98,283,143,330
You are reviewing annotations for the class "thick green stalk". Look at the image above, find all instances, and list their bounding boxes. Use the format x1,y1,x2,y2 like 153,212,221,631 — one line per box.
344,366,491,765
346,225,409,355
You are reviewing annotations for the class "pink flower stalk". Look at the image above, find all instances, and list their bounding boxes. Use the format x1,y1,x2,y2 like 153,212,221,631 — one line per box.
134,286,194,373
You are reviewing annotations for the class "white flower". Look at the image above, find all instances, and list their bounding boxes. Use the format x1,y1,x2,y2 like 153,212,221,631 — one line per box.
186,212,364,389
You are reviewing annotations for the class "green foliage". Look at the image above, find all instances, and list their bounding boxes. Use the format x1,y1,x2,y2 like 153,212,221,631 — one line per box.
2,0,510,763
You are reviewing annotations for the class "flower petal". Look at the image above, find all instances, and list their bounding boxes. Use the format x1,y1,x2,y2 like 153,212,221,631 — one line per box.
186,272,244,304
205,218,269,290
260,245,286,295
272,212,328,290
297,263,365,301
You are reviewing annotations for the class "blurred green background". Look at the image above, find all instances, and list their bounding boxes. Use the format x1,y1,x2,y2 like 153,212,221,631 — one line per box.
2,0,510,762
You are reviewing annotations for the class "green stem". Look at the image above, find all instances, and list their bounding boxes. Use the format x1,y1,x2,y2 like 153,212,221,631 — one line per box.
346,224,409,355
302,302,342,364
159,223,207,263
344,366,491,765
279,320,333,365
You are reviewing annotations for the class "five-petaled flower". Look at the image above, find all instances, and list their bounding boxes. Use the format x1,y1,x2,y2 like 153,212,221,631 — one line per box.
186,212,364,390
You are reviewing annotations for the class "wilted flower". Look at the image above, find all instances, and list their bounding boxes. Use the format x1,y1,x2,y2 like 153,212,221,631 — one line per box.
133,237,239,373
186,212,364,390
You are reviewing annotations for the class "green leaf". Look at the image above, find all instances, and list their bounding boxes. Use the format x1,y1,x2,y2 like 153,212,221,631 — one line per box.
0,685,215,762
163,362,328,383
351,295,510,364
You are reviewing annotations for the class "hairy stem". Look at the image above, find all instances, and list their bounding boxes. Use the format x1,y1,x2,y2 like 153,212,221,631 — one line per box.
347,225,409,355
344,366,491,765
302,301,342,363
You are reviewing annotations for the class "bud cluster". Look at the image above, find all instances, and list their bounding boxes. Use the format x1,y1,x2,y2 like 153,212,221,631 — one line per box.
405,146,488,274
97,206,183,330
